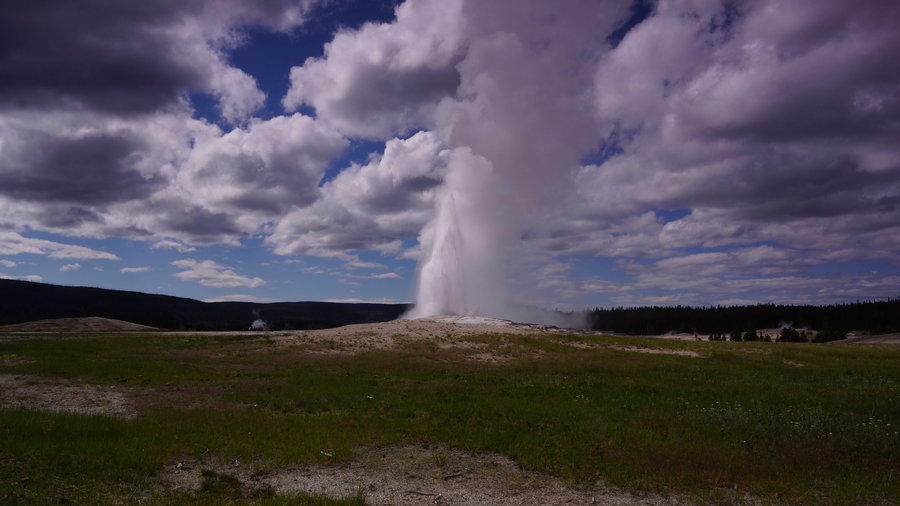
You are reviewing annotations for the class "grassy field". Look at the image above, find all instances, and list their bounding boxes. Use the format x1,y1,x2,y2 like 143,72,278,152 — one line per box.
0,328,897,504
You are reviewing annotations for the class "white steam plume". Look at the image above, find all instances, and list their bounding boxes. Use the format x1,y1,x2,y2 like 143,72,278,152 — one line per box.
407,1,624,324
249,309,269,331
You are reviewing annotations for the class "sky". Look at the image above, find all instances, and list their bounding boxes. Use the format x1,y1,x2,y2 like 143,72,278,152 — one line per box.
1,0,899,310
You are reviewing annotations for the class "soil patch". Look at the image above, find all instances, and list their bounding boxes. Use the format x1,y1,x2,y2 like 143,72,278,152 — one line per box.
0,373,136,418
161,444,669,505
605,344,703,358
557,340,704,358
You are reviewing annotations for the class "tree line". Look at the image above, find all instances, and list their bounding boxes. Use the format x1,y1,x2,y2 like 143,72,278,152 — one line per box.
589,299,900,338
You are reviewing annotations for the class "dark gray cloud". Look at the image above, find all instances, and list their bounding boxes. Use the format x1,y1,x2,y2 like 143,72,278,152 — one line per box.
0,0,201,114
0,134,161,205
0,0,313,115
158,204,244,244
0,0,335,247
33,206,103,229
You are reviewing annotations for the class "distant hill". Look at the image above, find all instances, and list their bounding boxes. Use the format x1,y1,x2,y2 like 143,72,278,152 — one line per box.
0,279,410,331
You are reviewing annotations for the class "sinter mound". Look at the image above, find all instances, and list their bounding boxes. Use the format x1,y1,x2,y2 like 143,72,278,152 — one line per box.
0,316,157,332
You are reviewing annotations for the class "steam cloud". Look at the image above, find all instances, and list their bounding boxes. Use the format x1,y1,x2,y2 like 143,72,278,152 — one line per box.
249,319,269,331
249,309,269,331
407,1,621,323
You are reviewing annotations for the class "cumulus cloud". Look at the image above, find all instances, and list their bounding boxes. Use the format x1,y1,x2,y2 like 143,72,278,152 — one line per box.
0,131,162,205
549,241,900,307
574,0,900,252
0,106,212,241
0,0,316,119
178,113,347,215
172,258,266,288
59,263,81,272
0,0,339,249
0,260,15,268
283,0,466,138
269,131,448,257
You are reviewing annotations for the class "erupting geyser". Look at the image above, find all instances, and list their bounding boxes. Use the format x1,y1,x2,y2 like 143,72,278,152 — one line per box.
407,150,507,318
406,3,615,324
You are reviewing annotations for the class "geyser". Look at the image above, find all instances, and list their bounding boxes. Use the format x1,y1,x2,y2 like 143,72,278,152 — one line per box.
407,149,507,318
407,2,615,324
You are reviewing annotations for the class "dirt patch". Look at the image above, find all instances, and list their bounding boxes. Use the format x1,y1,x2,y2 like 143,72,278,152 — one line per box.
161,445,668,505
632,333,703,341
0,373,136,418
558,340,703,358
605,344,703,358
0,316,157,333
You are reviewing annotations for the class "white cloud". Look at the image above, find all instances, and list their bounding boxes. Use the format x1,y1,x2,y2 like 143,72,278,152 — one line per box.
121,266,150,273
0,232,119,260
344,259,387,270
59,263,81,272
269,131,448,258
283,0,465,138
0,272,43,282
324,297,405,304
178,113,347,219
341,271,402,281
0,259,15,268
151,240,196,253
172,258,266,288
370,272,401,279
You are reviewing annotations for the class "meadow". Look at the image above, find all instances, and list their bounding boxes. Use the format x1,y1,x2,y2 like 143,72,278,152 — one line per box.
0,326,897,504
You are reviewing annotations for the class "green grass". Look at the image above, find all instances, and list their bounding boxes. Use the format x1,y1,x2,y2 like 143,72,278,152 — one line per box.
1,331,897,504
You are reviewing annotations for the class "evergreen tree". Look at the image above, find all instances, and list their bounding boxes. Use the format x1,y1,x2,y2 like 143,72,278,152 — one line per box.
779,327,803,342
